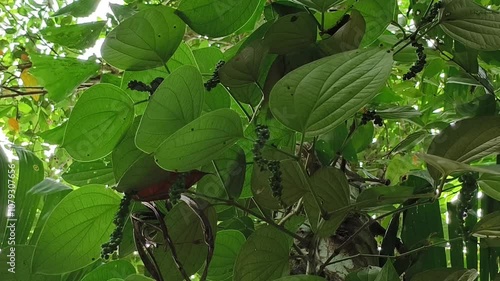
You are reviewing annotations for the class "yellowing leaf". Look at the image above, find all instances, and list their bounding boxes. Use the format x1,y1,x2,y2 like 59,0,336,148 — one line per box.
21,70,41,101
8,118,19,133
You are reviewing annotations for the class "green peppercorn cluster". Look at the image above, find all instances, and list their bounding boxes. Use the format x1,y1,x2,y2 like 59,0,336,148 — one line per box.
457,172,478,237
268,160,283,199
204,60,225,91
168,173,187,204
403,36,426,80
253,124,270,170
101,193,132,259
361,110,383,126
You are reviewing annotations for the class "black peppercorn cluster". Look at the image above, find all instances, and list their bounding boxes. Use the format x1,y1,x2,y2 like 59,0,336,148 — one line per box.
268,160,283,199
204,60,225,91
361,110,384,126
101,193,132,259
421,2,442,24
253,124,270,170
127,77,164,95
168,173,187,204
456,172,478,237
403,36,426,81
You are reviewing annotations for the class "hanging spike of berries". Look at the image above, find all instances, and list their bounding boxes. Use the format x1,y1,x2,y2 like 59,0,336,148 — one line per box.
253,124,270,170
204,60,225,91
456,172,478,238
101,193,132,260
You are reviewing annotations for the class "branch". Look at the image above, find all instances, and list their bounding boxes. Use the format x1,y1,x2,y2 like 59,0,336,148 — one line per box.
0,85,47,98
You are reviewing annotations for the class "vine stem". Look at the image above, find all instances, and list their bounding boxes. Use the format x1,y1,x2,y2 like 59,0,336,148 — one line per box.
186,191,308,244
221,85,252,121
324,237,463,267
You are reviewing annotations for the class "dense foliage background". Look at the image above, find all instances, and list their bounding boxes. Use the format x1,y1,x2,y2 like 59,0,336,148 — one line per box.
1,0,500,280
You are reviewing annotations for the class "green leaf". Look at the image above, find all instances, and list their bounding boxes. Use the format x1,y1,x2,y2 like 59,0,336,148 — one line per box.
294,0,343,12
0,245,52,281
80,260,136,281
136,65,204,153
40,21,105,50
269,48,393,136
63,84,134,161
427,116,500,179
62,160,115,186
153,201,216,280
410,268,478,281
354,0,397,46
219,39,269,87
166,42,198,71
356,186,416,208
374,261,400,281
176,0,262,37
198,145,246,200
318,9,366,55
101,6,185,70
53,0,99,17
304,167,350,237
112,117,143,181
124,275,155,281
472,211,500,238
28,178,72,195
154,108,244,172
273,275,328,281
207,230,246,280
32,185,120,274
440,0,500,51
478,174,500,201
114,154,173,193
389,131,428,155
376,106,422,119
29,54,100,102
263,12,318,55
39,121,67,145
346,266,382,281
233,225,292,281
418,153,500,178
251,159,310,209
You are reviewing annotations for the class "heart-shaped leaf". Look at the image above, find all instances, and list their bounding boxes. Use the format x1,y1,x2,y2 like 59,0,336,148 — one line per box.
32,185,120,274
207,230,246,280
233,225,292,281
136,65,205,153
294,0,343,12
101,6,185,70
63,84,134,161
440,0,500,51
155,108,244,172
472,211,500,238
176,0,262,37
269,47,393,136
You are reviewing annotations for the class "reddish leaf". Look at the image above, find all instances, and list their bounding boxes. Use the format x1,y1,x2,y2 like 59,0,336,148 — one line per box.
132,170,207,201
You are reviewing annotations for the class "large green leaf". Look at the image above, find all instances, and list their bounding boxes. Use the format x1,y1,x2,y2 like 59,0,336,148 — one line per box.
52,0,99,17
63,84,134,161
427,116,500,179
418,153,500,178
354,0,397,47
304,167,350,237
233,225,292,281
136,65,204,153
269,47,393,136
80,260,136,281
318,9,366,55
472,211,500,238
207,230,246,280
112,117,143,181
273,276,327,281
251,159,310,209
374,261,400,281
10,148,44,245
176,0,262,37
32,185,120,274
62,159,115,186
263,12,318,55
153,201,216,280
29,54,100,102
40,22,105,50
101,6,185,70
294,0,343,12
410,268,479,281
0,245,55,281
154,108,244,172
356,186,416,208
478,174,500,201
166,42,198,71
440,0,500,51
